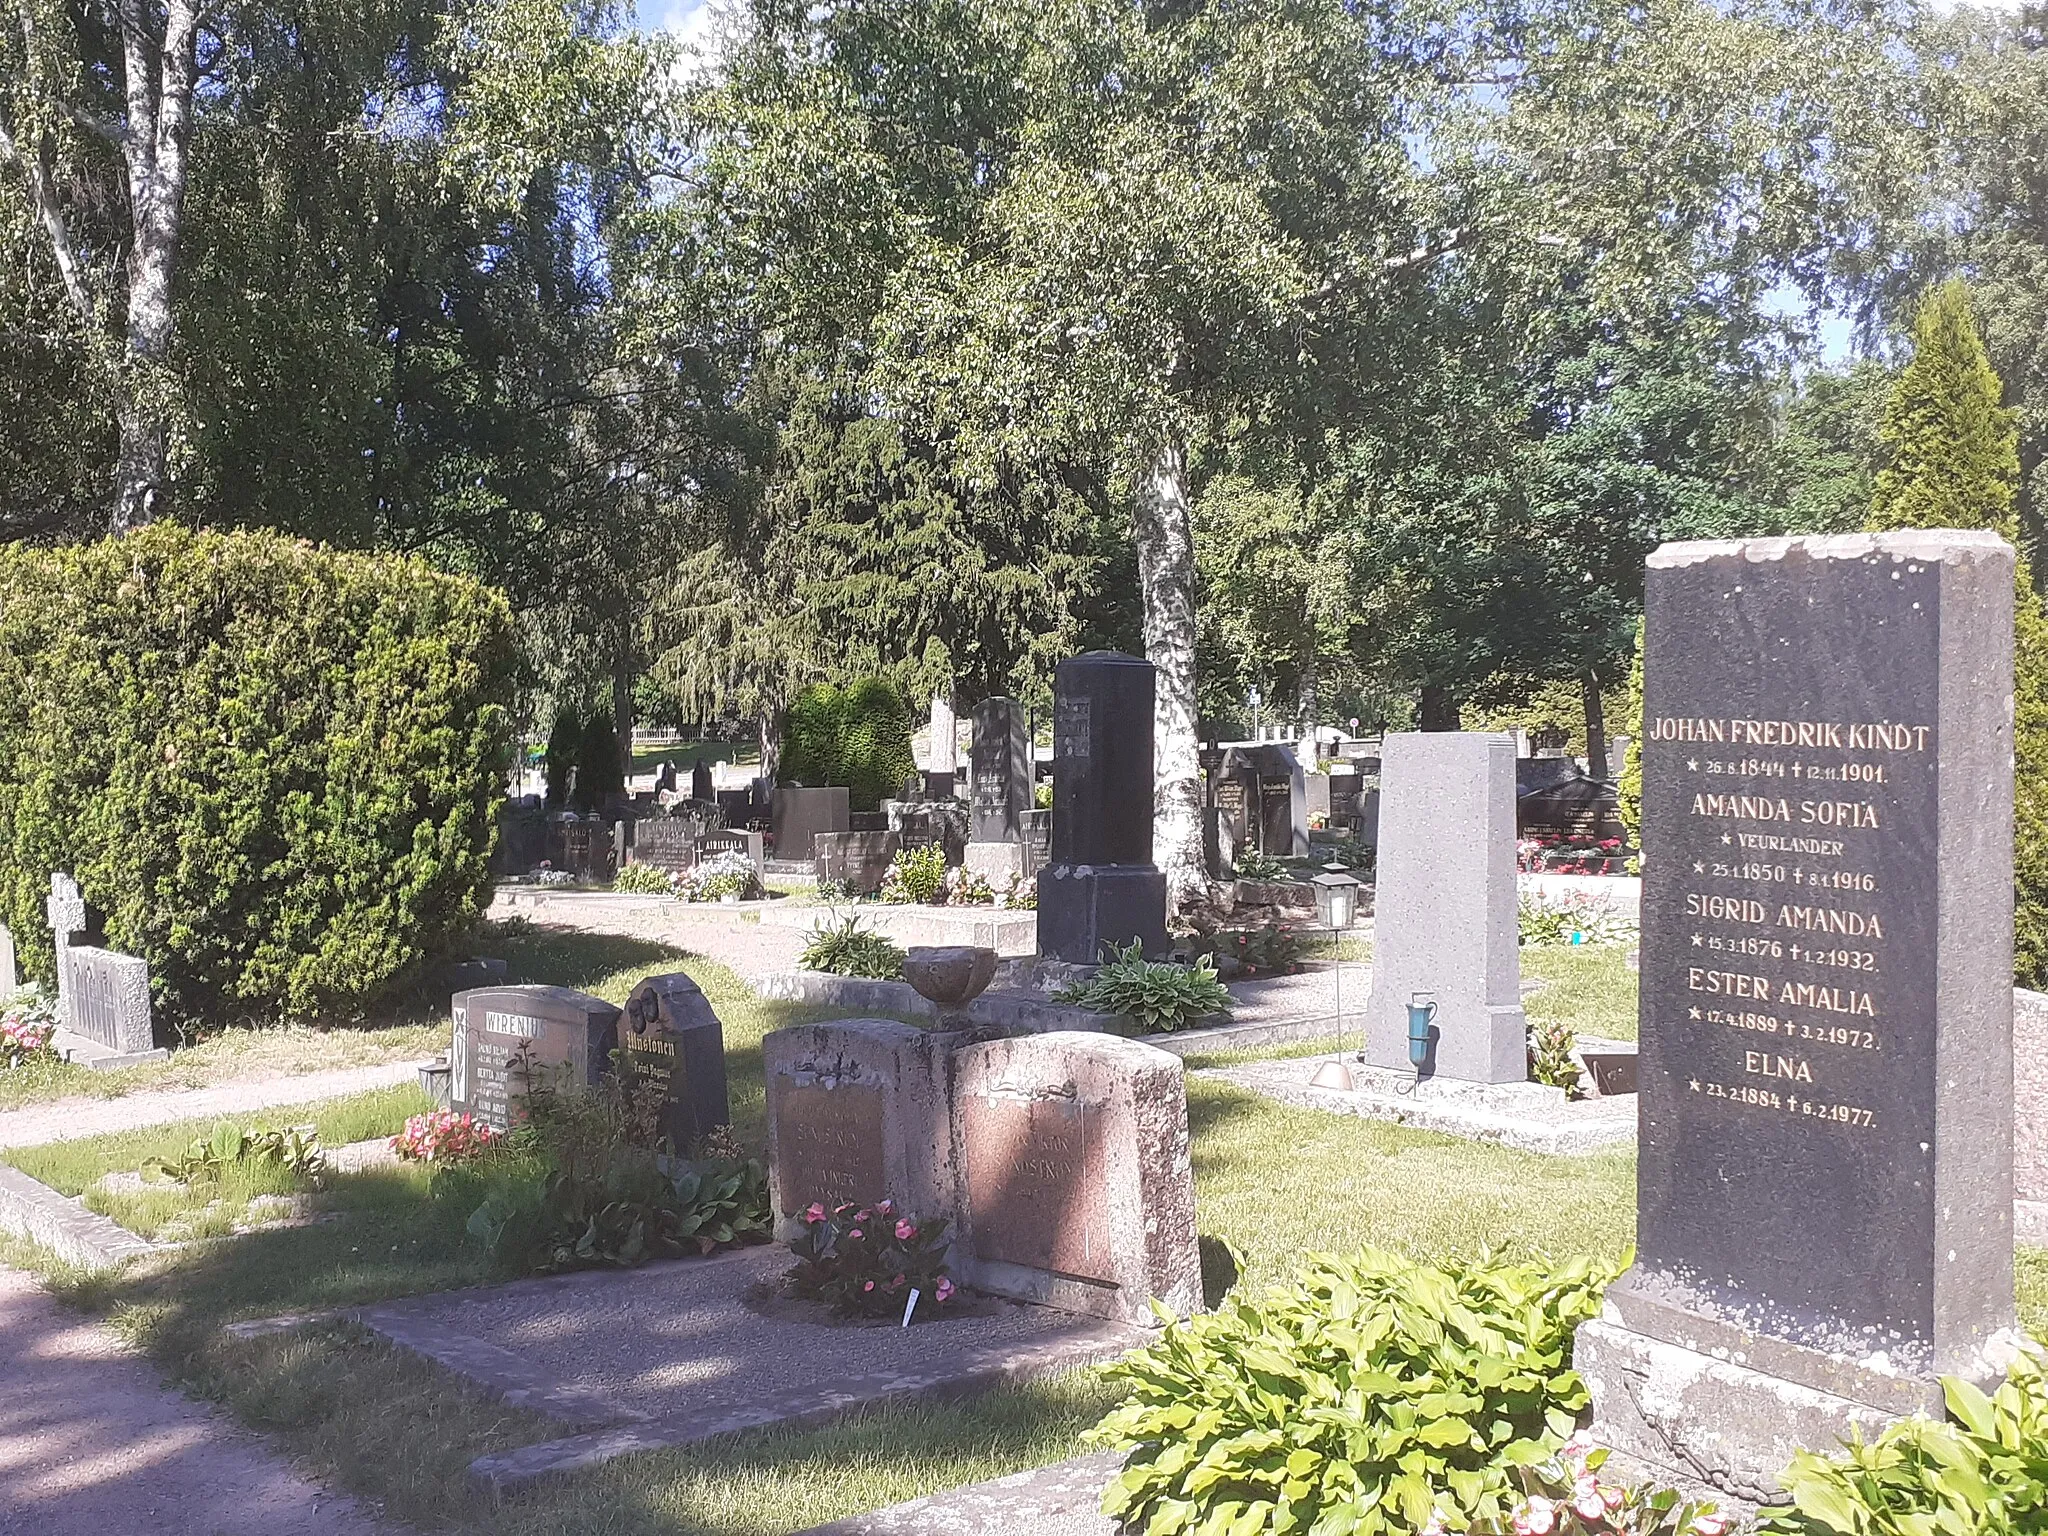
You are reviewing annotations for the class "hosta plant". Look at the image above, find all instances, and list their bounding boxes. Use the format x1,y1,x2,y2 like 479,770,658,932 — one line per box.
1758,1352,2048,1535
800,911,906,979
467,1155,772,1273
1057,940,1231,1032
1090,1245,1627,1535
786,1198,957,1320
0,988,56,1068
143,1121,325,1184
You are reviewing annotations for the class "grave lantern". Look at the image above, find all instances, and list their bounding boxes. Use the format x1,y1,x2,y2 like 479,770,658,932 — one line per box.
1310,866,1360,930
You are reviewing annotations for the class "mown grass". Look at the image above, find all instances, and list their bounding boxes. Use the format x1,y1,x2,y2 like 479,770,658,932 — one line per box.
1522,943,1639,1043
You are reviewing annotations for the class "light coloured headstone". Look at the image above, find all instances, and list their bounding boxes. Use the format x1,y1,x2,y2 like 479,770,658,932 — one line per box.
59,947,154,1054
1364,733,1526,1082
952,1031,1201,1325
0,923,14,996
45,872,84,1027
763,1019,957,1241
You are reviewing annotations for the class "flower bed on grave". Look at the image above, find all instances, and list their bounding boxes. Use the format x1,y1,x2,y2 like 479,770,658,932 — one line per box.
1518,833,1633,875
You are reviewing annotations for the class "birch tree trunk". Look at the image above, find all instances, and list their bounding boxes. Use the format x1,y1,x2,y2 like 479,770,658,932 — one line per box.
110,0,201,533
0,0,202,532
1133,439,1205,914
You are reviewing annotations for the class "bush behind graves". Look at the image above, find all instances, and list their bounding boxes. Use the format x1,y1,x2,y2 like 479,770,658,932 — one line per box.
0,526,516,1026
1089,1245,1625,1536
778,677,916,811
612,861,678,896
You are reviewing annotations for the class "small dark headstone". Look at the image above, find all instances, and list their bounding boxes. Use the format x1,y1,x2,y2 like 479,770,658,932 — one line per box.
1036,652,1167,961
621,972,730,1155
691,758,715,802
449,985,622,1131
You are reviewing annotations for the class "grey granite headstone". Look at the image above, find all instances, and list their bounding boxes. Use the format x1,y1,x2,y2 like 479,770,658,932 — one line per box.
1035,653,1168,962
926,696,958,801
45,872,84,1026
969,698,1031,847
772,786,851,863
1363,733,1526,1082
1578,531,2023,1502
449,984,622,1132
692,759,715,803
621,971,729,1156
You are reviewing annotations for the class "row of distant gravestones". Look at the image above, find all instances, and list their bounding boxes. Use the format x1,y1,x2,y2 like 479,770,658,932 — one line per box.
446,975,1201,1327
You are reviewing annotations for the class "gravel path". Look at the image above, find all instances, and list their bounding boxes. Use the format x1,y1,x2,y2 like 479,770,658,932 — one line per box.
490,891,812,978
0,1267,389,1536
0,1062,423,1151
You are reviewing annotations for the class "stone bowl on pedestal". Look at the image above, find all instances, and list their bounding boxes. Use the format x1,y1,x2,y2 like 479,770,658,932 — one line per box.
902,946,999,1011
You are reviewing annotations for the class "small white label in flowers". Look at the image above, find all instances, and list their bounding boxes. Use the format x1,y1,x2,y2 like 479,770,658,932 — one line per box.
901,1288,920,1328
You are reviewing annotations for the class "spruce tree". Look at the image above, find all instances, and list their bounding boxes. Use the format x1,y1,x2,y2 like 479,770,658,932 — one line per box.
1868,280,2048,986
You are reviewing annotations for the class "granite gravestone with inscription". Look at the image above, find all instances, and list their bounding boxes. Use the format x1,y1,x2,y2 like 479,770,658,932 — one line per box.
621,972,730,1155
1036,653,1169,962
966,697,1033,883
43,872,163,1067
762,1020,957,1240
952,1031,1201,1325
1578,531,2023,1502
1364,734,1526,1082
449,985,622,1132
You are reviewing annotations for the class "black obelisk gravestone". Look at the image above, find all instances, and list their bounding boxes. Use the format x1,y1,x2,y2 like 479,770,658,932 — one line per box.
1035,652,1169,962
1578,531,2021,1503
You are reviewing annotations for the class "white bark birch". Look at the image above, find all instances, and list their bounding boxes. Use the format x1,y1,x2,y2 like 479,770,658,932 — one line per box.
2,0,203,532
1134,438,1205,913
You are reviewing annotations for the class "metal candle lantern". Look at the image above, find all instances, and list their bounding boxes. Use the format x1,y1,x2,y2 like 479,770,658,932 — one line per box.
1309,866,1361,931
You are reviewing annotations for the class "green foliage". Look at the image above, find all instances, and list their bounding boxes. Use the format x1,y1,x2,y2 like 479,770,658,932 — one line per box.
1527,1019,1582,1097
778,679,917,812
1233,849,1290,882
1089,1246,1627,1536
786,1198,958,1320
879,844,948,905
1193,924,1305,976
799,912,907,980
1056,942,1231,1033
612,862,677,895
1864,283,2048,986
0,526,517,1026
142,1121,325,1185
1520,894,1639,949
1761,1354,2048,1535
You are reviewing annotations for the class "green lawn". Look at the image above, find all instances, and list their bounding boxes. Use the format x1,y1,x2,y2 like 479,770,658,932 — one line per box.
1522,942,1639,1042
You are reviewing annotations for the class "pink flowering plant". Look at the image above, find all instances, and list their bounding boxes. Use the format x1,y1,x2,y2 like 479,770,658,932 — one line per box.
786,1198,957,1320
0,989,57,1069
1466,1434,1735,1536
391,1109,501,1164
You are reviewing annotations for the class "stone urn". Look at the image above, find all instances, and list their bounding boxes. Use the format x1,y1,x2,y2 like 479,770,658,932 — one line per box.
902,945,999,1012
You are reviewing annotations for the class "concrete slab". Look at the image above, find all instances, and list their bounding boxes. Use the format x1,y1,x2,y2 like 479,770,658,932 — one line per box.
354,1245,1145,1492
758,904,1040,957
1203,1053,1637,1155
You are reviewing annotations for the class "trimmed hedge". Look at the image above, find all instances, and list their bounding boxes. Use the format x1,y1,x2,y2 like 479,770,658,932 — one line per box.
0,526,517,1026
778,677,916,812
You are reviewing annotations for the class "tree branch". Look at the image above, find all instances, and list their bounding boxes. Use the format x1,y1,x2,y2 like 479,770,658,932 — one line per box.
0,112,95,324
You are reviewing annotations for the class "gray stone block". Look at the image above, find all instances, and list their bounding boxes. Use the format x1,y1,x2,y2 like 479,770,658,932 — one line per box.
1364,732,1526,1083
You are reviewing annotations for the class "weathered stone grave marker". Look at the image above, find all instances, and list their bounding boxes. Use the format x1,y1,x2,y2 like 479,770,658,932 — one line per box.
1363,734,1526,1082
44,872,163,1067
953,1032,1201,1325
763,1020,956,1238
1037,653,1168,962
1578,530,2022,1501
620,971,730,1155
0,923,14,996
450,984,621,1131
